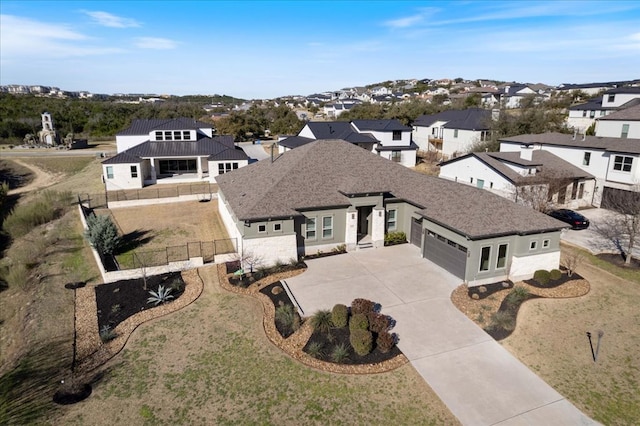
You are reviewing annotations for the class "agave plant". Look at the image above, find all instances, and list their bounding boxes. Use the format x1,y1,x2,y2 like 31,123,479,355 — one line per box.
147,285,174,306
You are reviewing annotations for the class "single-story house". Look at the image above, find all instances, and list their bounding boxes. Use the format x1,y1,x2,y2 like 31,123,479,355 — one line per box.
102,118,248,190
216,139,567,286
439,148,596,209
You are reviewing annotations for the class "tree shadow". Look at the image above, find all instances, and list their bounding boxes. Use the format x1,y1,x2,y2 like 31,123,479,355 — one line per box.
117,229,153,253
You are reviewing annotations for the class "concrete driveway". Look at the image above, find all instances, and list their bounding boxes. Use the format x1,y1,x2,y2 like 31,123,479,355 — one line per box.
285,244,597,425
238,142,270,161
561,207,639,258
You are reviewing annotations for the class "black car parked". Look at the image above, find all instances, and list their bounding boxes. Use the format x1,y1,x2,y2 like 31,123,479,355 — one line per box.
547,209,590,230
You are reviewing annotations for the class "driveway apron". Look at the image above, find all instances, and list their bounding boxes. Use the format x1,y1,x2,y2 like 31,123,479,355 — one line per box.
286,244,598,425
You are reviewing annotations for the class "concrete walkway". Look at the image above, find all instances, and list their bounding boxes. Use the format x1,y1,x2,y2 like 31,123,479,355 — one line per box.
238,142,271,161
286,244,598,425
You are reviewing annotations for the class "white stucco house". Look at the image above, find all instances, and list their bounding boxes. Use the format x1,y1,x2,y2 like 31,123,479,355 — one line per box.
412,108,492,158
216,139,567,286
595,103,640,139
566,87,640,132
439,148,596,210
102,118,248,190
277,119,417,167
499,132,640,209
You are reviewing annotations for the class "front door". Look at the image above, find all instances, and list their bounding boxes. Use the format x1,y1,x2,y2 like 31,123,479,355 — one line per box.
357,206,372,237
477,179,484,189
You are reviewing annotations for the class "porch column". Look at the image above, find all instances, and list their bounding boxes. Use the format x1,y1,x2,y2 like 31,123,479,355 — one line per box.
150,158,157,183
197,157,203,179
371,206,385,248
345,208,358,252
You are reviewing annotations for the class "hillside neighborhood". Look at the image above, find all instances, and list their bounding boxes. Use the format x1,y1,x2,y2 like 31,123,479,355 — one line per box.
2,75,640,426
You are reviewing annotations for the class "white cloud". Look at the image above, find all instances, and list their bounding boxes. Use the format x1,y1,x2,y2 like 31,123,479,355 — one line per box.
0,15,124,58
383,14,424,29
134,37,179,50
83,10,141,28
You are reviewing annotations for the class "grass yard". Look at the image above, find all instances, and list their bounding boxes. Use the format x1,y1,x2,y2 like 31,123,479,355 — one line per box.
54,266,459,425
25,156,95,176
502,247,640,425
107,200,232,268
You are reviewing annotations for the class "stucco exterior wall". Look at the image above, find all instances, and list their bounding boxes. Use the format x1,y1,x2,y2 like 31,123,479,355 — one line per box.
243,234,298,267
103,163,144,191
378,149,417,167
439,157,514,193
208,159,249,179
509,250,561,282
596,120,640,139
442,128,481,157
116,134,148,152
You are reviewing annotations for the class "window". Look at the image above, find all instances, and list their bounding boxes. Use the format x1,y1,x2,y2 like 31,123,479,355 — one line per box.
496,244,508,269
258,224,266,233
218,162,238,175
578,182,585,199
613,155,633,172
387,209,397,231
273,223,282,232
391,151,401,162
155,131,163,140
305,217,316,239
590,110,595,118
608,94,615,103
530,241,537,250
106,166,114,179
470,177,474,184
174,131,182,140
583,152,591,166
183,131,191,140
479,246,491,271
392,130,402,141
490,182,494,189
543,239,550,248
454,129,459,138
164,131,172,140
130,166,138,178
582,110,587,117
481,131,489,141
571,182,578,200
622,124,630,139
159,159,196,175
322,216,333,239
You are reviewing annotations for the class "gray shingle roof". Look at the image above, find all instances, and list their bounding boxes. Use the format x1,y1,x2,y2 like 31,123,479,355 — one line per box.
116,118,213,136
217,139,566,239
305,122,378,143
278,136,315,149
413,108,492,130
351,119,412,132
500,132,640,154
598,102,640,121
103,135,247,163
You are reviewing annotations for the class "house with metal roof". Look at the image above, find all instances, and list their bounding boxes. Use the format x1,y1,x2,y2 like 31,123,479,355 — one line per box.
439,149,596,210
499,132,640,209
278,119,417,167
566,87,640,132
412,108,493,158
102,118,248,190
216,139,567,286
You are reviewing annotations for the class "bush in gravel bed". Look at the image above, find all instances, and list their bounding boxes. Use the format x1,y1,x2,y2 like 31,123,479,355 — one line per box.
506,286,529,305
310,309,333,334
351,298,376,315
331,343,350,363
350,329,373,356
306,341,325,359
331,303,348,328
349,313,369,332
376,331,396,353
368,312,391,334
533,270,551,286
549,269,562,281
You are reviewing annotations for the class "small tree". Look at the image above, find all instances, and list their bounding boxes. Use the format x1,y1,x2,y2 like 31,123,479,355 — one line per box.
85,214,121,256
597,188,640,265
562,250,585,277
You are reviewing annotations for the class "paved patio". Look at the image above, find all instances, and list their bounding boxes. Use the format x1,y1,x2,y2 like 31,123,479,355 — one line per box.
285,244,598,426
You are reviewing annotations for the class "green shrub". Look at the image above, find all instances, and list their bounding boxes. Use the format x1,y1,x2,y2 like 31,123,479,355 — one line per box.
85,214,121,256
368,312,391,334
549,269,562,281
506,286,529,304
306,341,324,359
310,309,333,334
533,269,550,286
331,343,349,363
490,311,515,331
275,304,300,333
349,313,369,332
99,325,116,342
376,331,396,353
331,303,348,328
168,278,185,293
1,263,29,289
3,190,72,238
147,285,174,306
384,231,407,245
350,329,373,356
351,298,375,315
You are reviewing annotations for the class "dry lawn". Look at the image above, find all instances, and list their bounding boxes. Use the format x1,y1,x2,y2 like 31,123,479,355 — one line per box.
502,262,640,425
108,200,230,249
54,267,459,425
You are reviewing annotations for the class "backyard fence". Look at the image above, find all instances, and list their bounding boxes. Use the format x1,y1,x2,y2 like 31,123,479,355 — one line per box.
78,182,216,209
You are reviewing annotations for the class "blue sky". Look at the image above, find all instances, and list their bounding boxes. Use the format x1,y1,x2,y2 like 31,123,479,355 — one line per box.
1,1,639,99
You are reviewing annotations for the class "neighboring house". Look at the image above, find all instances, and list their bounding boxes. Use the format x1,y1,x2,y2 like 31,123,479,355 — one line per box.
323,98,361,118
482,84,537,108
439,149,596,210
216,139,566,286
279,119,417,167
102,118,248,190
595,103,640,139
556,82,616,97
499,132,640,209
566,87,640,132
412,108,493,158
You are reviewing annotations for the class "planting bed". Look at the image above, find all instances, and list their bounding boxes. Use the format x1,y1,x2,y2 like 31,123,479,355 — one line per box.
303,327,401,365
95,272,185,331
259,282,301,338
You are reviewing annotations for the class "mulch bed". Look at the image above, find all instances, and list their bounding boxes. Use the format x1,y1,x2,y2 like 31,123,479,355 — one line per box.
524,270,584,289
484,294,542,340
468,280,513,299
95,272,185,330
303,327,401,365
259,282,301,338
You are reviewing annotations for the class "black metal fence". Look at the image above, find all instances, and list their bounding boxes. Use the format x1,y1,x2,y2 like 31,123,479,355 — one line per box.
78,182,216,209
115,239,236,270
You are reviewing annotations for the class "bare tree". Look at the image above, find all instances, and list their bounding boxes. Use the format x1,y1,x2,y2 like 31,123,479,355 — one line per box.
597,188,640,265
233,250,265,274
511,176,574,213
561,250,585,277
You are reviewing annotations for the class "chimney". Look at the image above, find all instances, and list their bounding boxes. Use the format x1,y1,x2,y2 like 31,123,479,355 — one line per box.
520,144,533,161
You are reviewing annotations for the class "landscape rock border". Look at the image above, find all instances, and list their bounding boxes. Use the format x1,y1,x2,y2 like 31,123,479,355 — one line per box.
217,264,409,374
